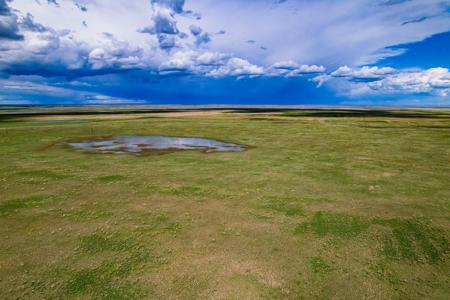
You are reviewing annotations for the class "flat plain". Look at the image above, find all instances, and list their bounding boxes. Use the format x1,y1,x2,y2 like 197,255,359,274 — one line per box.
0,107,449,299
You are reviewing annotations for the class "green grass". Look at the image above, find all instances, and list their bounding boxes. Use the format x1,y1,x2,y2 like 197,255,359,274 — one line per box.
65,230,164,299
33,230,164,299
97,175,128,182
309,257,334,274
79,233,136,254
263,197,304,216
1,108,450,299
65,263,150,299
0,195,55,216
296,211,370,238
16,169,69,180
377,219,449,263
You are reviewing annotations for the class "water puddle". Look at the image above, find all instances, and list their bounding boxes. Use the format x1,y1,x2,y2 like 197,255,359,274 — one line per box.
62,135,246,155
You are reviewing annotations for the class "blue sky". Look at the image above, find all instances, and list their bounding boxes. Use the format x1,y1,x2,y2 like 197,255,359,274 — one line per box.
0,0,449,106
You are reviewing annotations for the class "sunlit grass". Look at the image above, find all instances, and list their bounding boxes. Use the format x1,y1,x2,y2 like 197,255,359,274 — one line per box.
1,108,449,299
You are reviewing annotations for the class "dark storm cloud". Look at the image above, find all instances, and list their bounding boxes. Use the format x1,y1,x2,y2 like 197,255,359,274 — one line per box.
0,0,11,14
0,0,23,40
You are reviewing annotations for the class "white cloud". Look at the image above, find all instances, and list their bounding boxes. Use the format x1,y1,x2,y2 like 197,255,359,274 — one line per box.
1,0,450,99
83,95,146,105
208,57,264,77
270,61,326,76
152,0,185,14
320,67,450,97
366,67,450,96
8,0,450,69
0,0,23,40
331,66,397,79
184,0,450,67
159,50,229,75
311,74,332,87
196,51,228,66
0,99,34,105
0,75,144,104
87,33,147,69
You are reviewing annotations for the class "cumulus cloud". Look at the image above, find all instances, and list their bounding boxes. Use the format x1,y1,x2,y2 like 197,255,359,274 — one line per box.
189,24,202,36
158,51,326,78
270,61,326,76
208,57,264,77
195,32,210,46
364,68,450,96
152,0,185,14
87,33,146,70
138,0,190,50
139,0,212,50
0,12,90,73
160,50,230,75
0,0,11,15
0,0,23,40
331,66,397,80
151,6,179,35
0,23,153,77
316,66,450,97
160,50,264,77
20,13,47,32
1,0,450,104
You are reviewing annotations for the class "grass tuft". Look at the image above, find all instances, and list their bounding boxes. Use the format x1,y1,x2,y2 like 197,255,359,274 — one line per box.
66,232,163,299
309,256,333,273
97,175,128,183
296,211,369,238
0,195,54,216
263,197,304,216
165,185,208,197
17,169,68,180
65,261,151,299
79,233,135,254
137,213,182,236
376,219,449,264
61,209,113,222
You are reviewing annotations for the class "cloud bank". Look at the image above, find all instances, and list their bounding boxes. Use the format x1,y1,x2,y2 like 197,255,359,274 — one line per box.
0,0,449,105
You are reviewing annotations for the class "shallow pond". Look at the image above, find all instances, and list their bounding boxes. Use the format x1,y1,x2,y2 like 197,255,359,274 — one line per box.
63,135,246,155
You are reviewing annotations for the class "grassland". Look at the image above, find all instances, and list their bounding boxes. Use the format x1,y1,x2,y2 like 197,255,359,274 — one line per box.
0,107,449,299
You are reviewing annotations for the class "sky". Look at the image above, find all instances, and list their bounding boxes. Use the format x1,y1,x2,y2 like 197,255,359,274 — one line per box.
0,0,449,106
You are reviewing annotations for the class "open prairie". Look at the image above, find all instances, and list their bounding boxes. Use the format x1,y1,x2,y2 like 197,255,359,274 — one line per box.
1,107,449,299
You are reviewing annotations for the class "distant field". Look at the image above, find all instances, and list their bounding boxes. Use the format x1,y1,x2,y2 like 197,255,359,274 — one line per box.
1,107,449,299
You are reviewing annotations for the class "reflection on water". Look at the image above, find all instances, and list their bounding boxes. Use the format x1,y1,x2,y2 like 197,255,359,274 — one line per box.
63,136,246,155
